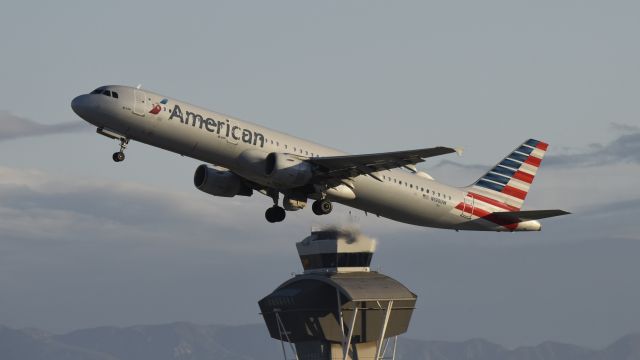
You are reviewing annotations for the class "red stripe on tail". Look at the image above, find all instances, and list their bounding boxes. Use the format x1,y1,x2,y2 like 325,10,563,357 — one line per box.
468,192,520,211
525,156,542,167
455,202,519,230
513,170,534,184
502,185,527,200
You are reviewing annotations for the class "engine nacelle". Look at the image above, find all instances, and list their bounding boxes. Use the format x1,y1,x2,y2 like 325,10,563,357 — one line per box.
265,152,313,188
194,165,253,197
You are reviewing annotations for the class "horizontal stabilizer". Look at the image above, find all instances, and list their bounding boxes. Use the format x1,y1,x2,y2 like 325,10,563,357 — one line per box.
490,209,571,223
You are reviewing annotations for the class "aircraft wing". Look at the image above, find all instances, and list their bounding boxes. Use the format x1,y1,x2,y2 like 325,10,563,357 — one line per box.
308,146,458,186
490,209,571,223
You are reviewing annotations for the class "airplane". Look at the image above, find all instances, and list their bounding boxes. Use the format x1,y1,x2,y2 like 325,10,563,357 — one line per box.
71,85,569,231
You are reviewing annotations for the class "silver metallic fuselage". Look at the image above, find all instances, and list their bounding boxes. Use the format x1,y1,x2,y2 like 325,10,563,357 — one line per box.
72,85,541,231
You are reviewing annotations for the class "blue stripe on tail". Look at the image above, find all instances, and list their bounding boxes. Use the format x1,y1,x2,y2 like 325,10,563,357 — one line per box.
492,165,516,177
500,158,522,169
484,172,511,185
476,179,506,192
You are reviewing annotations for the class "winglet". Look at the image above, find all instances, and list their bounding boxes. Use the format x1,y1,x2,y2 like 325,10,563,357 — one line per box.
455,147,464,156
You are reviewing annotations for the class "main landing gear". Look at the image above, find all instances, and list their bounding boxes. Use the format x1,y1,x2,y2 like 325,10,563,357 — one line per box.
312,199,333,216
112,138,129,163
265,206,286,223
265,191,286,223
264,193,333,223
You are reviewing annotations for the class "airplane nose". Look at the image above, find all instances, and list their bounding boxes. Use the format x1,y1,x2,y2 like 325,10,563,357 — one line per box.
71,95,89,117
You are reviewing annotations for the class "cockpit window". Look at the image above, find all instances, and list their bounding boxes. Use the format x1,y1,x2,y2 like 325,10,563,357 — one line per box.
89,87,118,98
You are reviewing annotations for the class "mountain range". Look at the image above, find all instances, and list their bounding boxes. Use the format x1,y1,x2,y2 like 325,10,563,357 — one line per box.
1,322,638,360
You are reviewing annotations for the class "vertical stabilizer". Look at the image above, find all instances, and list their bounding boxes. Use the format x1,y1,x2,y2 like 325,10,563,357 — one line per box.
468,139,549,210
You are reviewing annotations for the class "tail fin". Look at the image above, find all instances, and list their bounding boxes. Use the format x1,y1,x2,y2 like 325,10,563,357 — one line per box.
469,139,549,211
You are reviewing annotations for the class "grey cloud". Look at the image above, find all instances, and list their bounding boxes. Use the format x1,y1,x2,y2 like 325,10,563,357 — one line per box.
581,198,640,215
0,166,283,251
431,159,487,172
610,122,639,133
430,132,640,172
0,111,89,141
544,132,640,167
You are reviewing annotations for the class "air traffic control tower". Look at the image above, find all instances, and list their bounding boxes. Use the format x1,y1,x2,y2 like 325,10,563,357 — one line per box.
259,228,417,360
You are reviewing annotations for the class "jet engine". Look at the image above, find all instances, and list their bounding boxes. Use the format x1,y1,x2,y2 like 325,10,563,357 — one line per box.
194,165,253,197
265,152,313,188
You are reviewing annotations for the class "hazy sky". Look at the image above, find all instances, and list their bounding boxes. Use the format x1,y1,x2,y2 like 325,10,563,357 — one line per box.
1,0,639,349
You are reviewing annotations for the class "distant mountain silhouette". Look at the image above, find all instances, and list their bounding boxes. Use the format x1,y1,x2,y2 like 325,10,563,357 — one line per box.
1,323,639,360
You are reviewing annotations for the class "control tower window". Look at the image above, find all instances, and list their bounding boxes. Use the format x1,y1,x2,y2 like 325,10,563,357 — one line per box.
299,252,373,270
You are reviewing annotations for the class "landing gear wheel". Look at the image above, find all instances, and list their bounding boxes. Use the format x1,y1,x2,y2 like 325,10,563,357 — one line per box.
312,199,333,215
265,206,286,223
112,151,125,162
111,137,129,163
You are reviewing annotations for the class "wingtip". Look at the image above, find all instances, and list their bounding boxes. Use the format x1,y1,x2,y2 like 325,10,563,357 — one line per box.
454,147,464,156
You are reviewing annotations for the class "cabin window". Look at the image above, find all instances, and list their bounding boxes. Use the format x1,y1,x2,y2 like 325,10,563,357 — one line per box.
410,184,413,189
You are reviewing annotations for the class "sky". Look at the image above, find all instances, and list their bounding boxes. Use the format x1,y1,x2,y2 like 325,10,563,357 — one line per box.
1,0,639,349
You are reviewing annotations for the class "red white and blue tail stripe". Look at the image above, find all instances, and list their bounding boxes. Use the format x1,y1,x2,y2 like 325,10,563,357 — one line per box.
470,139,548,211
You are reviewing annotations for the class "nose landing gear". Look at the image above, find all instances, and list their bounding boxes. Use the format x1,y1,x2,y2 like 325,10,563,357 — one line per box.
96,128,129,163
112,151,125,162
112,138,129,163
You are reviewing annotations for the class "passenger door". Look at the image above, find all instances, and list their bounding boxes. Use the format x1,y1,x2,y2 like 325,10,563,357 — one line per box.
461,194,474,219
133,89,147,116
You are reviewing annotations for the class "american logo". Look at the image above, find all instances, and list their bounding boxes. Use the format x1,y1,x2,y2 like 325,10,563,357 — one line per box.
149,98,169,115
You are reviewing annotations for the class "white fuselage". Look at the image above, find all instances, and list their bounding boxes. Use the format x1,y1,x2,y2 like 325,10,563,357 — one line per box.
71,85,540,231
